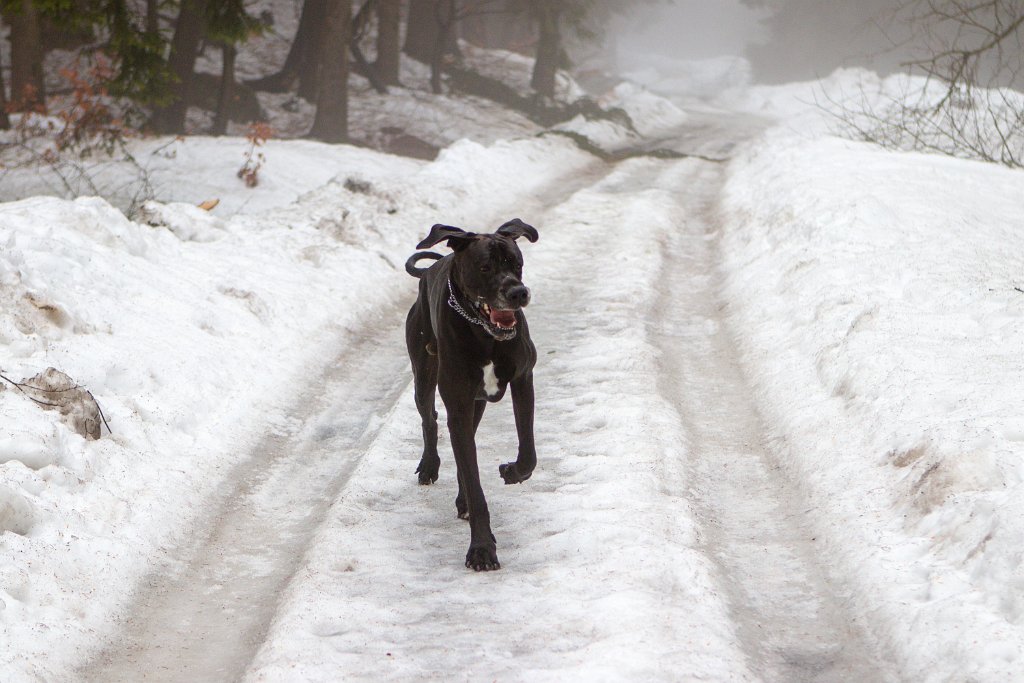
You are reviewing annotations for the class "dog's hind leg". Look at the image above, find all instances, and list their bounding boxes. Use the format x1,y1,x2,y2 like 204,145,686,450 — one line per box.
407,306,441,485
412,355,440,484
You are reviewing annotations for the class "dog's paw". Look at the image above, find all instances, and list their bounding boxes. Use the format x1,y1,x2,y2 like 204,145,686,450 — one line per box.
465,543,500,571
499,462,532,485
416,457,439,485
455,495,468,520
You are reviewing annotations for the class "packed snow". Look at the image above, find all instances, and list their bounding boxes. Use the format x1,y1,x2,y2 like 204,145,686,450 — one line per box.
1,44,1024,683
719,127,1024,681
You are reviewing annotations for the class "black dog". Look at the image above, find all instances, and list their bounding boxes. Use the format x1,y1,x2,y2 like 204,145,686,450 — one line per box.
405,218,539,571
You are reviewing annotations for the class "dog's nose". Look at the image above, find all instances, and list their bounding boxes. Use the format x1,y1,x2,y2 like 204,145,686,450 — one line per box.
507,285,530,308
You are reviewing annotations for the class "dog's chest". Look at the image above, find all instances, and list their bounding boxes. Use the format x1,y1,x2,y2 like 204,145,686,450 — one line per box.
478,361,509,402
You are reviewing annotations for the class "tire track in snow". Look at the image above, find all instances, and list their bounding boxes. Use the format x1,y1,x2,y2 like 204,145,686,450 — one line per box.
647,159,894,682
79,298,413,683
240,156,759,682
77,121,894,680
77,158,621,683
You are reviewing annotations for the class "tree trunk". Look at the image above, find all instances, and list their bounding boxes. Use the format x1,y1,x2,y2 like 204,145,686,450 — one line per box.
404,0,459,65
246,0,328,99
429,0,457,94
146,0,159,34
375,0,401,86
0,47,9,129
308,0,350,142
351,0,388,94
461,0,532,52
212,42,236,135
150,0,209,134
7,0,47,111
404,0,436,64
529,0,560,99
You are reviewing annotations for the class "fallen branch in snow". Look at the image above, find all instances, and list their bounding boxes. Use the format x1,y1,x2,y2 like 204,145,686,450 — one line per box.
0,371,63,408
0,368,109,438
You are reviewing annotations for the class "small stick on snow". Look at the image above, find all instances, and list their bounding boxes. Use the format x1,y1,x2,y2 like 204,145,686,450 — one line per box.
88,390,113,435
0,371,62,408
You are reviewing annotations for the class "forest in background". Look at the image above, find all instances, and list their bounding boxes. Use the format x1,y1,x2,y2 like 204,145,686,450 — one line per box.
0,0,641,143
1,0,1023,180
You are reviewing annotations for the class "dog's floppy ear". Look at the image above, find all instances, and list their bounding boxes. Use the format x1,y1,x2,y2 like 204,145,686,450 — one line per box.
417,224,477,251
496,218,538,243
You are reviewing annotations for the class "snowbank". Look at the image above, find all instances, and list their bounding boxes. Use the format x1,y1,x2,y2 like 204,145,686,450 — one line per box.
719,126,1024,680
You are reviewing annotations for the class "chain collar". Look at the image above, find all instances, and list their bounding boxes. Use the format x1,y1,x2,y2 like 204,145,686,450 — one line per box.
447,278,485,327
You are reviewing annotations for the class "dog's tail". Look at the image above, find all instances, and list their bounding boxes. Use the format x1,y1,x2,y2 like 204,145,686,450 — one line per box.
405,251,443,278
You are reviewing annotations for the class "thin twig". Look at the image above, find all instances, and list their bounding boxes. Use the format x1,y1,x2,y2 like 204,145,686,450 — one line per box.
88,389,112,435
0,371,62,408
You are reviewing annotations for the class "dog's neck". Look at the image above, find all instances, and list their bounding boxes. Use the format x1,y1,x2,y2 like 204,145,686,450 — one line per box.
446,277,484,328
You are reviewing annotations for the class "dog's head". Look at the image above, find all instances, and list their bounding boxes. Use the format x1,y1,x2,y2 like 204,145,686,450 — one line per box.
417,218,538,340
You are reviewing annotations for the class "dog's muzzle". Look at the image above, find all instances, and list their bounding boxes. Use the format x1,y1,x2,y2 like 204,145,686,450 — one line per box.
478,284,529,340
476,301,520,340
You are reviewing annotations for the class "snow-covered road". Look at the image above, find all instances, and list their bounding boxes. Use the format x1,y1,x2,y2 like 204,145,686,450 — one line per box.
649,159,887,682
80,297,413,682
75,120,893,682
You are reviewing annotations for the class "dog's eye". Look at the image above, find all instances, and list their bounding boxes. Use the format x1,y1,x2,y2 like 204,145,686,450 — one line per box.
480,265,491,272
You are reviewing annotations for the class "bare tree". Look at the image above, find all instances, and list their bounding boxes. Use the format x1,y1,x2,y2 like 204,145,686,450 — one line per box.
900,0,1024,96
835,0,1024,168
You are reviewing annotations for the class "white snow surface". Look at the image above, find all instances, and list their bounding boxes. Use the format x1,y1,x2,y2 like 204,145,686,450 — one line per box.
241,157,755,683
0,131,608,680
2,49,1024,682
718,127,1024,681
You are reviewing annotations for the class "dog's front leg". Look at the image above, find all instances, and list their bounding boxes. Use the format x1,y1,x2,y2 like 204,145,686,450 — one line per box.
440,380,499,571
500,371,536,485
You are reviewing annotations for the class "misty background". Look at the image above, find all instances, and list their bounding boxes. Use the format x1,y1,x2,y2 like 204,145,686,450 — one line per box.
608,0,918,84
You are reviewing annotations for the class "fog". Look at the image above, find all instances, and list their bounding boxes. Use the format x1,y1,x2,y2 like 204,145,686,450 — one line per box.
606,1,921,85
614,0,769,63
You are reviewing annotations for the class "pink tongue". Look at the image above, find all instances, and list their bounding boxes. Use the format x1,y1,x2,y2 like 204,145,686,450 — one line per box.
490,309,517,327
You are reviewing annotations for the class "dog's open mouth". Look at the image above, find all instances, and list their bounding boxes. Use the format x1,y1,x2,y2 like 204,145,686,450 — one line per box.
477,302,518,340
479,303,517,329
